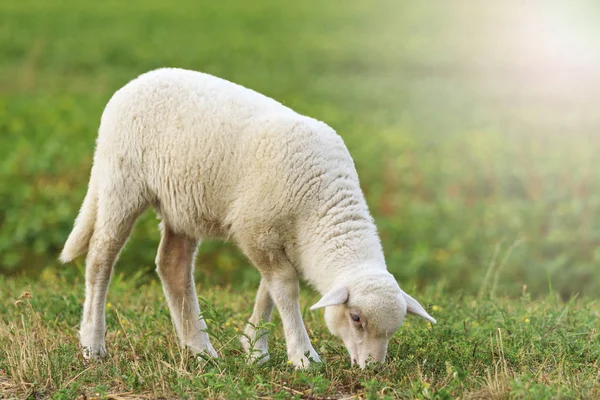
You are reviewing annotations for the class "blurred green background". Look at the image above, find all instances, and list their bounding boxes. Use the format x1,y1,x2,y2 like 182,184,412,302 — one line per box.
1,0,599,298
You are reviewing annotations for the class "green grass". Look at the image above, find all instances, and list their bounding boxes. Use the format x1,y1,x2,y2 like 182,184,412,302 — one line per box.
1,0,600,398
1,0,600,296
1,272,598,399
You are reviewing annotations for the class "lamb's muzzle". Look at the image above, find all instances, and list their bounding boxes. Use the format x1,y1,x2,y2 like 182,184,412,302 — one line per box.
310,272,435,369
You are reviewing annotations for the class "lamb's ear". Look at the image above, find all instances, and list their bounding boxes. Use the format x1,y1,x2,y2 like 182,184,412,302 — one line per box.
310,286,349,311
401,290,437,324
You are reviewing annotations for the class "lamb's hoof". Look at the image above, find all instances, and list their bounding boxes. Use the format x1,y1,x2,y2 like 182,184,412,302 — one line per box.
289,349,321,370
81,343,107,361
191,343,219,360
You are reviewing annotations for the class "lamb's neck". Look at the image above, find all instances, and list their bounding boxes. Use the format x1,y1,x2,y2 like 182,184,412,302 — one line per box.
306,217,387,294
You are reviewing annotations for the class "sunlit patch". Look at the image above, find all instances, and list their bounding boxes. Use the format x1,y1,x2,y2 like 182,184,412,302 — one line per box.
502,2,600,93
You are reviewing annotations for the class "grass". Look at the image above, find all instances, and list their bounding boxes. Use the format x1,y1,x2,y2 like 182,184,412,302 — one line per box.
1,272,598,399
1,0,600,398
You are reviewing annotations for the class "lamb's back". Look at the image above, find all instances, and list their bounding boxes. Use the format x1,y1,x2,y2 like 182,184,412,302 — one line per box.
94,68,358,241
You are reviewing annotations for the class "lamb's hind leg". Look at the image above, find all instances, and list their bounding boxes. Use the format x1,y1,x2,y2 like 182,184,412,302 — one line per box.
241,278,274,363
80,191,146,360
155,224,217,358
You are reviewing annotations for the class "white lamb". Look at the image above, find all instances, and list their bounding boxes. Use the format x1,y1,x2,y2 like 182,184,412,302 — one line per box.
60,68,436,369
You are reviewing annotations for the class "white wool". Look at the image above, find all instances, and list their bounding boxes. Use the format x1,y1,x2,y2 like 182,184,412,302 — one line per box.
61,68,434,369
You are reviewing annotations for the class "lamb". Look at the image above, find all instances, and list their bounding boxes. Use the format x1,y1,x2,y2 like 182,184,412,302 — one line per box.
60,67,436,369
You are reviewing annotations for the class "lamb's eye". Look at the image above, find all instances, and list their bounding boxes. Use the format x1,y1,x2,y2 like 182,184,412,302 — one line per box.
350,314,360,323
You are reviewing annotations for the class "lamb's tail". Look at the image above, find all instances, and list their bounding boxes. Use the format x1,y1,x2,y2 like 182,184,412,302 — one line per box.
60,174,98,263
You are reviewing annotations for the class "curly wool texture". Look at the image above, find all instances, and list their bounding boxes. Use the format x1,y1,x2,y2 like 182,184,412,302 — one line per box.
62,68,383,291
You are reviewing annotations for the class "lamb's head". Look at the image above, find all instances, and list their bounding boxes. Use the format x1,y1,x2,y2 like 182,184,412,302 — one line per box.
310,272,436,368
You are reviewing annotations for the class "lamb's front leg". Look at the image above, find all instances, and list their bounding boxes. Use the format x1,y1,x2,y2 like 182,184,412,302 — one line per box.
262,265,320,369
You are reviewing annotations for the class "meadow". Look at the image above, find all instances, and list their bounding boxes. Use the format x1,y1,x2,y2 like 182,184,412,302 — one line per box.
1,0,599,398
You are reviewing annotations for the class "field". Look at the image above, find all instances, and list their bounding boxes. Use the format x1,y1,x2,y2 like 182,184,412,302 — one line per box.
1,0,599,398
1,273,599,399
